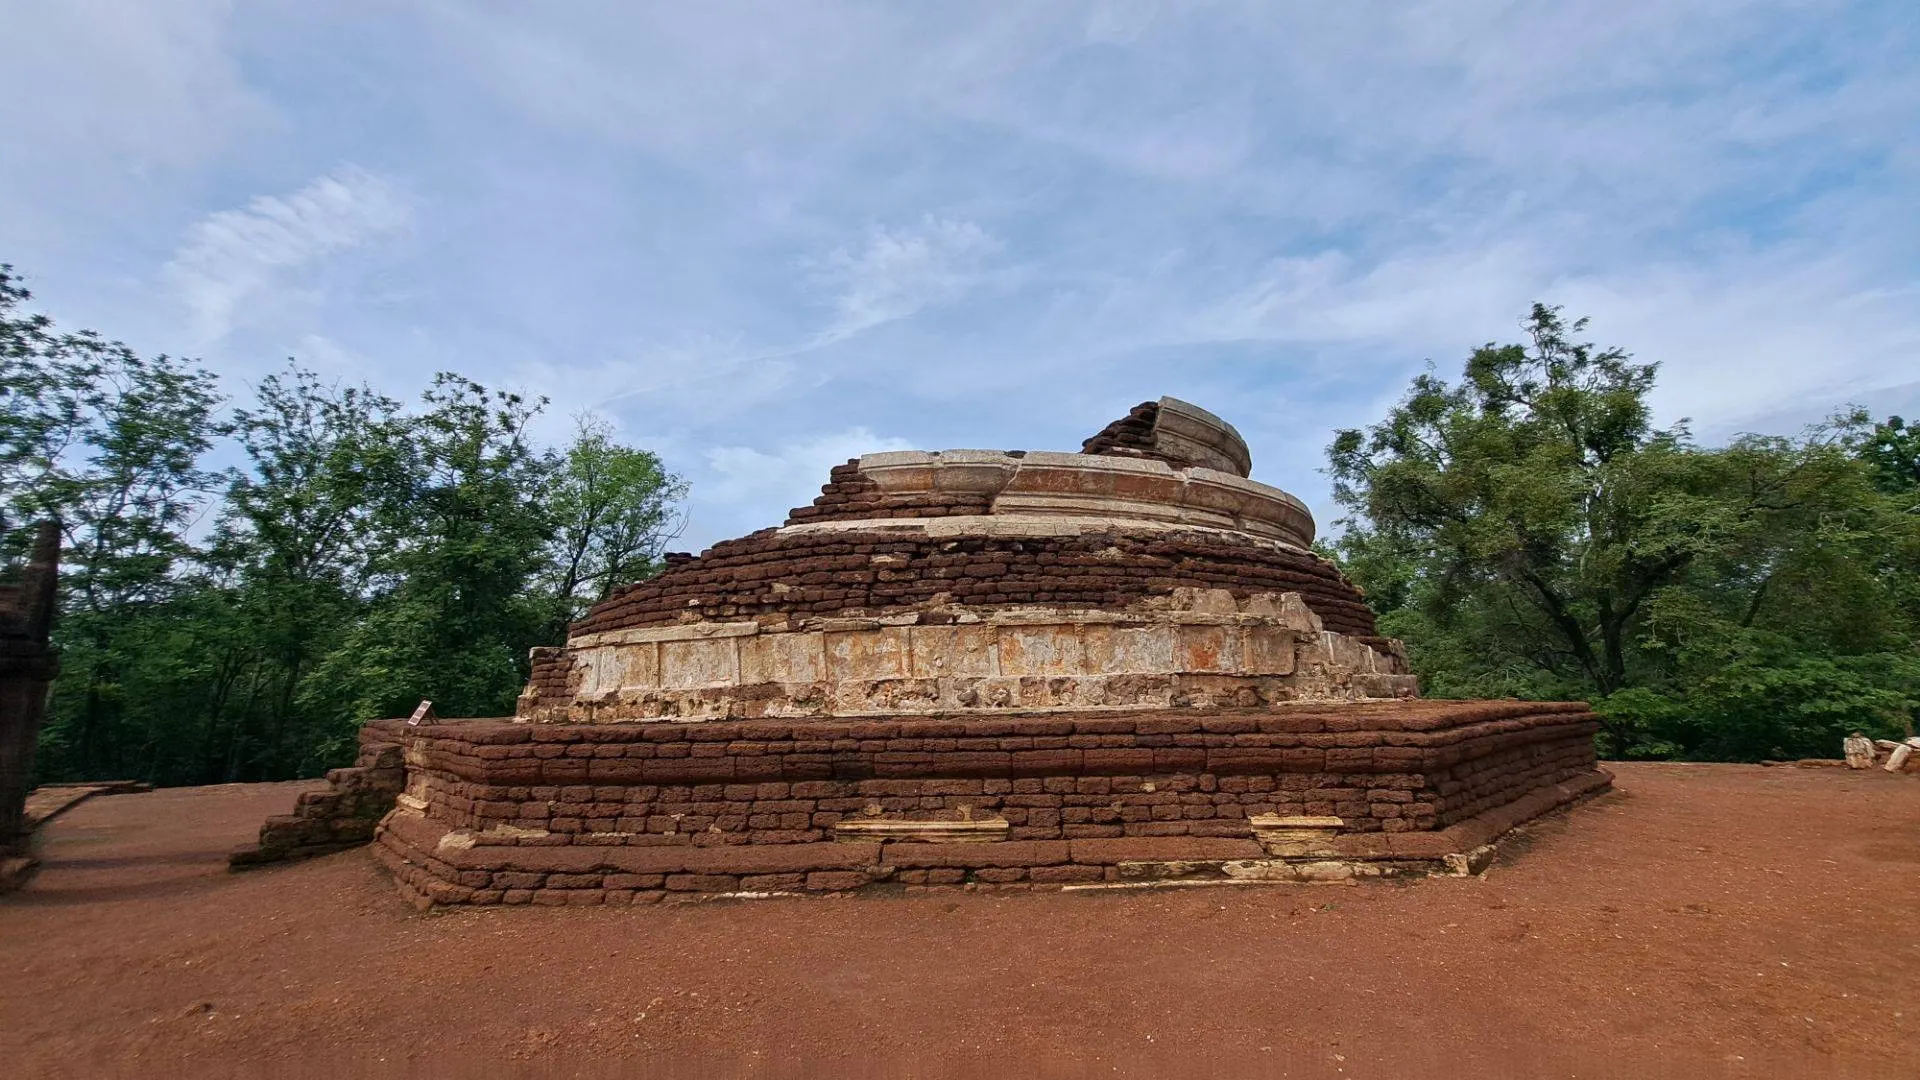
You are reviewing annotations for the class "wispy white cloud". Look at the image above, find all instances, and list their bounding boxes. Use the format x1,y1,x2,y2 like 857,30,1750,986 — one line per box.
809,217,1003,345
699,427,915,539
5,1,1916,550
1169,235,1920,436
163,166,411,343
0,0,268,175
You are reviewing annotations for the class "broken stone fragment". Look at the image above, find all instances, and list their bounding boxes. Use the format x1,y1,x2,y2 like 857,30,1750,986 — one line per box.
1843,734,1876,769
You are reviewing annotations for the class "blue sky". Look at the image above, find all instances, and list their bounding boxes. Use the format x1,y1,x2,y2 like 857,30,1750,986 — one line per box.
4,2,1916,550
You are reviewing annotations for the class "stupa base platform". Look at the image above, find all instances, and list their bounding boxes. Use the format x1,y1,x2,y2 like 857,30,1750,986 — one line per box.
369,700,1609,907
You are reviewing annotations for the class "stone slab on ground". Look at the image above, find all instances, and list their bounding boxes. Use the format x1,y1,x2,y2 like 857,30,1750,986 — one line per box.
21,781,150,832
5,781,155,892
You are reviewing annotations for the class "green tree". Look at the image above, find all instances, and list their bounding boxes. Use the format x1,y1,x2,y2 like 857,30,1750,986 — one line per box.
7,259,696,786
0,266,72,550
1328,305,1699,705
1860,415,1919,495
203,366,405,777
1329,305,1920,758
1623,423,1920,757
303,375,558,730
1,265,225,779
538,414,686,639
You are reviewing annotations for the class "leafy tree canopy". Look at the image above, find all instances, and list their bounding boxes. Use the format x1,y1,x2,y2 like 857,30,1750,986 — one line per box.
1329,304,1919,758
1,263,686,785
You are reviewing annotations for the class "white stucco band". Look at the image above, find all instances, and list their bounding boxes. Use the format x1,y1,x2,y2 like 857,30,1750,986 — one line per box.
525,588,1415,723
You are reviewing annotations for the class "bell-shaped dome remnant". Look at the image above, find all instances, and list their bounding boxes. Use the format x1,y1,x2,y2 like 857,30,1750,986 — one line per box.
1081,396,1253,478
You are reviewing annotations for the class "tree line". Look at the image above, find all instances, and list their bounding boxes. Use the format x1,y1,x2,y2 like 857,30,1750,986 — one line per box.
1,265,685,786
1326,304,1920,760
5,262,1917,782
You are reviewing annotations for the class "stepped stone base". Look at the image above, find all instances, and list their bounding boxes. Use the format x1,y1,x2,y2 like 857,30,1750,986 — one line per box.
369,700,1608,908
229,726,410,869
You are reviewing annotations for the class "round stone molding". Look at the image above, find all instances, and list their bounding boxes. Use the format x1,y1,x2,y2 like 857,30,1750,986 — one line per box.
825,449,1315,549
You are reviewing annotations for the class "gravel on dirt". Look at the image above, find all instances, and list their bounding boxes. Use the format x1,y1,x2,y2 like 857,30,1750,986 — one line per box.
2,763,1916,1079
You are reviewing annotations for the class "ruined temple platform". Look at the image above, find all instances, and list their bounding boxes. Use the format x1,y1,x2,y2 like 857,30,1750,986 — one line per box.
371,699,1607,907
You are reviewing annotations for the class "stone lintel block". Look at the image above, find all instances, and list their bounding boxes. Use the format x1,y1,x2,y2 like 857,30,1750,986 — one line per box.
954,677,1020,710
916,515,1075,539
570,621,759,649
908,625,998,678
1178,471,1254,517
1325,632,1380,674
1250,813,1346,857
997,625,1082,677
1354,673,1419,699
1174,625,1234,673
931,463,1013,495
1013,450,1098,469
660,638,739,689
585,643,661,699
825,626,910,682
928,450,1018,490
1103,674,1176,707
774,509,1318,554
1081,624,1175,676
827,677,886,715
981,609,1141,627
980,491,1129,516
806,613,921,633
1276,594,1323,633
1251,815,1346,830
1004,676,1096,709
393,822,883,877
1184,465,1307,511
739,631,826,685
1003,461,1123,497
863,678,944,714
866,464,937,494
833,818,1010,843
857,450,940,491
1105,470,1185,503
1241,627,1298,675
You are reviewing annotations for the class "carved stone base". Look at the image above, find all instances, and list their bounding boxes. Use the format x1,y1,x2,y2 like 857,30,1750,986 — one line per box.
529,589,1415,723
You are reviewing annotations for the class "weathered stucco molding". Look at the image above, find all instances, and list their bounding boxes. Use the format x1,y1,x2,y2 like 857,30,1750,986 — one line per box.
529,589,1414,722
831,449,1313,548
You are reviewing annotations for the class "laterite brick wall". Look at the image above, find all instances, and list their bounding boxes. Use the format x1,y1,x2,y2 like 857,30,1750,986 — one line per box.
569,528,1380,641
397,701,1598,845
372,702,1607,906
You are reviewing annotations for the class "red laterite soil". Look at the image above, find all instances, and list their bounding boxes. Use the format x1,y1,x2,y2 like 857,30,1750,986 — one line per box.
3,763,1916,1079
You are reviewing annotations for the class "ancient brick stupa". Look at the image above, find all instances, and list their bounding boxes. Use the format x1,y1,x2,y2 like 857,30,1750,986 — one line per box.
368,398,1610,906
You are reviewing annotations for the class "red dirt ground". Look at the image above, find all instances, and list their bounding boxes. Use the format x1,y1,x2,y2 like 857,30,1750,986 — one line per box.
2,763,1916,1080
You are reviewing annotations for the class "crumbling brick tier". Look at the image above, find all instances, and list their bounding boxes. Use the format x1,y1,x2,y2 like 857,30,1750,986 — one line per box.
229,725,408,868
1081,401,1164,460
572,527,1381,641
372,700,1608,907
